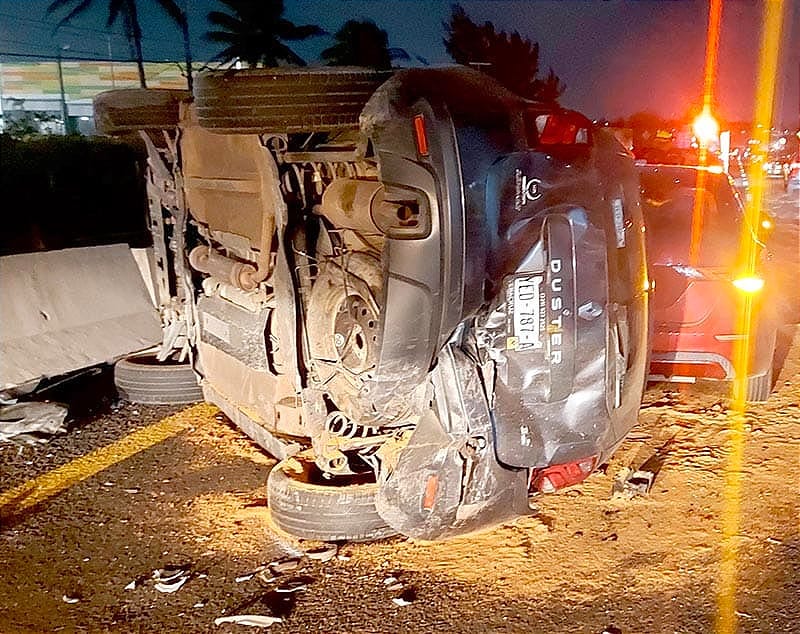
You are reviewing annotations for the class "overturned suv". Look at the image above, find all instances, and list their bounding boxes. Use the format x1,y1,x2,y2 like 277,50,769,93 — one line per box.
94,67,649,541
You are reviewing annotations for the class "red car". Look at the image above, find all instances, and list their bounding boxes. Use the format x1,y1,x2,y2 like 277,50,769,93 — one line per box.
638,164,777,400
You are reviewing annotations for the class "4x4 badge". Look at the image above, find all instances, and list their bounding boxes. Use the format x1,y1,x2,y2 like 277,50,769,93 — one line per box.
514,169,542,211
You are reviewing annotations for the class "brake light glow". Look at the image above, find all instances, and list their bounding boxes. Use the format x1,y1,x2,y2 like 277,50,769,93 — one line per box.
530,456,597,493
732,276,764,293
413,114,429,156
535,113,589,145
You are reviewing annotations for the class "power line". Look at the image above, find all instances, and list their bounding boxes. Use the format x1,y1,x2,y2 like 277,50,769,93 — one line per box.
0,50,183,63
0,12,128,38
0,11,183,44
0,39,109,57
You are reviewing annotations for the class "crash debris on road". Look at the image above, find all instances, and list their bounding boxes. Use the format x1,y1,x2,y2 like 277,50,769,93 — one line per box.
0,402,68,445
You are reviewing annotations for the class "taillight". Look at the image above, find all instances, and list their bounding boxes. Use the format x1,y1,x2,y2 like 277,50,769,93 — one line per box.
530,456,597,493
535,113,589,145
413,114,429,156
421,473,438,511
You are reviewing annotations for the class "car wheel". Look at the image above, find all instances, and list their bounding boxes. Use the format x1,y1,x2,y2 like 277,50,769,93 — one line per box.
745,323,777,402
267,457,396,542
305,253,385,422
193,67,391,134
745,369,772,402
114,353,202,405
93,89,190,135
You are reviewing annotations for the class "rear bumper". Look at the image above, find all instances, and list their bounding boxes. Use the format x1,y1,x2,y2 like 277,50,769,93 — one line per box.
360,75,466,409
479,208,648,469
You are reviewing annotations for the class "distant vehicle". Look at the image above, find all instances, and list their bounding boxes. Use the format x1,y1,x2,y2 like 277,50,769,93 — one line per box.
787,162,800,191
638,164,778,401
727,152,749,193
763,159,788,180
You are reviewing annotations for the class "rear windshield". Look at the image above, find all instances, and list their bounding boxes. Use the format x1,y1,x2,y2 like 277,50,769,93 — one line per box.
639,170,742,267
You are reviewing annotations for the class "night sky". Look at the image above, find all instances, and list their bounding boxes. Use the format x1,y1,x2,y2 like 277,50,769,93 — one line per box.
0,0,797,126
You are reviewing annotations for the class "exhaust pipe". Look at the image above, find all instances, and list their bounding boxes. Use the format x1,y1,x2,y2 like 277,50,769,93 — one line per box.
188,246,261,292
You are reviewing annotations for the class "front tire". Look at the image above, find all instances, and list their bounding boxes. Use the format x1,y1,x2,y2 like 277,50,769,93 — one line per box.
267,459,395,542
745,369,772,402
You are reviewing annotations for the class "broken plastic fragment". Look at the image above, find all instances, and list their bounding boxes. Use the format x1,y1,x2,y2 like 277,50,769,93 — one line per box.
236,565,268,583
153,567,191,593
269,557,301,574
214,615,282,628
275,578,308,593
256,569,277,584
153,567,187,583
62,594,80,604
124,579,136,591
612,466,655,498
304,543,337,562
155,576,190,594
0,402,68,445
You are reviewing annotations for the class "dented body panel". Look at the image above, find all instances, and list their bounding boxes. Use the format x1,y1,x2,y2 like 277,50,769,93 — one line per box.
95,66,649,540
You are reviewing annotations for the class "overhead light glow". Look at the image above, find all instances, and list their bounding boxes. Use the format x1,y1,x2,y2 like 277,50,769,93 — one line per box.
693,110,720,146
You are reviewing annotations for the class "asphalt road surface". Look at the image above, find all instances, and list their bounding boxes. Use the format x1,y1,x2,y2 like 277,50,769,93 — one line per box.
0,182,797,634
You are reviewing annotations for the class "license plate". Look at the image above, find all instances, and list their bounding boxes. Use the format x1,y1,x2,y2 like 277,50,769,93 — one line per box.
510,275,544,351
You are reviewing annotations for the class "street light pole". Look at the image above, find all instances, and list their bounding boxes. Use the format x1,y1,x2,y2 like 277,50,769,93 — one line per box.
57,47,69,135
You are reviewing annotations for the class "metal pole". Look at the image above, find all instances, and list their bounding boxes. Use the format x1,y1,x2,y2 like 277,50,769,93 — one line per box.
57,50,68,135
107,35,116,88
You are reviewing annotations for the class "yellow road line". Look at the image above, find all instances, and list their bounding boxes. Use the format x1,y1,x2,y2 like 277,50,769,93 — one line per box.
0,403,216,522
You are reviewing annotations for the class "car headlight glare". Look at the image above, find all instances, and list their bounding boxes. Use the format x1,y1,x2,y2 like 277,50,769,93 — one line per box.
732,276,765,293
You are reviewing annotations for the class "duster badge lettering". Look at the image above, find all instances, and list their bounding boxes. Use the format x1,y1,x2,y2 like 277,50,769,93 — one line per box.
548,258,565,365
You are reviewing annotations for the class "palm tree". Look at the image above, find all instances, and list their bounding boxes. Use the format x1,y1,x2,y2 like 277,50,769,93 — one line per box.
47,0,192,89
322,20,391,70
206,0,324,67
443,4,565,103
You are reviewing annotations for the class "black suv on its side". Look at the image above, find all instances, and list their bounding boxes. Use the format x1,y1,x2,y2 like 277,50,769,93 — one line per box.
95,66,650,540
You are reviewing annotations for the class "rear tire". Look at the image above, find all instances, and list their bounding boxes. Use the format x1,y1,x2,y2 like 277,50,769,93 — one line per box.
745,369,772,402
193,68,391,134
267,459,395,542
114,353,202,405
93,89,190,135
745,324,777,402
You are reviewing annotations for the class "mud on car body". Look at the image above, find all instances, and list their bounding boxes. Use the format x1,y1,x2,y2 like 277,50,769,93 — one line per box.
94,66,650,541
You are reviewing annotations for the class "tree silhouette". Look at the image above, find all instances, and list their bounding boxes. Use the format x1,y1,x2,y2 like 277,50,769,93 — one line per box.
321,20,391,70
443,4,564,103
47,0,191,89
206,0,324,67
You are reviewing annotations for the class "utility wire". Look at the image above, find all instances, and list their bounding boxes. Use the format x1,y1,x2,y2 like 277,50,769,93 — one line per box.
0,50,182,63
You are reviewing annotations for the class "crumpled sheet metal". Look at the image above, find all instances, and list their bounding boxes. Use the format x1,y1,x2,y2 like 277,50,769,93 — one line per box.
376,344,530,540
0,245,161,390
475,208,641,469
0,402,68,445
